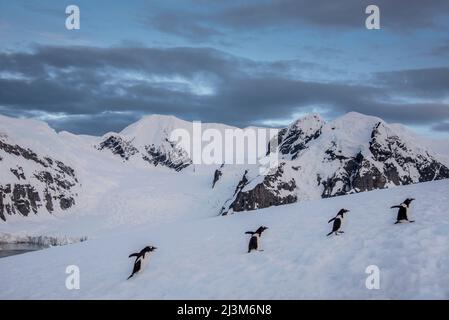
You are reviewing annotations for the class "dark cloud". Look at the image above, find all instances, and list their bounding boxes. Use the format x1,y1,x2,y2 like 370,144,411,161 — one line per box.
430,43,449,57
433,122,449,132
0,45,448,134
146,12,223,42
375,68,449,98
145,0,449,41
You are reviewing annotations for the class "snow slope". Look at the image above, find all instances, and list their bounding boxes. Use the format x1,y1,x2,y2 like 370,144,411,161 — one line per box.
1,179,449,299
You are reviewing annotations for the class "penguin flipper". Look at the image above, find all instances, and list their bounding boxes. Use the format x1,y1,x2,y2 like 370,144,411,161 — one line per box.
390,205,401,209
128,253,139,258
328,218,335,223
245,231,255,235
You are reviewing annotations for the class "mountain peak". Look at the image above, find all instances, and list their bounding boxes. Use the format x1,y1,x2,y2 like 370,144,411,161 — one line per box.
289,113,325,128
336,111,384,124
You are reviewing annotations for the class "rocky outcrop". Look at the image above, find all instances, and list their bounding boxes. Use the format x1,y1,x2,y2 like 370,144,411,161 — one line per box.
97,135,139,160
276,114,324,159
369,122,449,183
0,138,78,221
142,139,192,171
97,134,192,171
222,164,297,214
212,164,224,188
320,122,449,198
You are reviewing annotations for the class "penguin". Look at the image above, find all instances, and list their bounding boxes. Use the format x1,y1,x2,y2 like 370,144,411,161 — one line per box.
245,226,268,253
326,209,349,236
127,246,157,280
391,198,415,224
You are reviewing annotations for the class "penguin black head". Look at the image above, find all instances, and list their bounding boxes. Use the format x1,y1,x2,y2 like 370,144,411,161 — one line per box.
337,208,350,216
404,198,415,206
143,246,157,253
255,226,268,235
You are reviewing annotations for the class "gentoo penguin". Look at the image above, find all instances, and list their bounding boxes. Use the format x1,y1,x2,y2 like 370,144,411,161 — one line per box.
391,198,415,224
245,226,268,253
326,209,350,236
127,246,157,280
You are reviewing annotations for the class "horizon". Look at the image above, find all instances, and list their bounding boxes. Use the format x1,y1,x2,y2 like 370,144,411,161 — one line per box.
1,1,449,138
3,110,449,149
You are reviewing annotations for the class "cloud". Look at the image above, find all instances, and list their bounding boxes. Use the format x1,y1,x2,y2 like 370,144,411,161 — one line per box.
430,42,449,57
0,45,448,134
145,0,449,41
375,68,449,98
433,122,449,132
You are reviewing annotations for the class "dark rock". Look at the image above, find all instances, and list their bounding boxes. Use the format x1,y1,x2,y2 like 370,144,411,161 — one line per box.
44,189,54,212
10,167,25,180
0,138,79,221
97,135,139,160
233,170,249,196
212,166,223,188
275,114,324,159
0,191,4,221
10,184,41,216
224,165,297,214
142,140,191,172
0,139,48,167
59,196,75,210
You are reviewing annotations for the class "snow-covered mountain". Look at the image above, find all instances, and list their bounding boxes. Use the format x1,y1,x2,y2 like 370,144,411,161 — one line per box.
220,112,449,214
0,112,448,222
0,116,79,221
96,115,193,171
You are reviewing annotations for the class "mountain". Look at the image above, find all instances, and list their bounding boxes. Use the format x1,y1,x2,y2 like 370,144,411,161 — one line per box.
0,116,79,221
0,112,448,222
220,112,449,214
96,115,193,171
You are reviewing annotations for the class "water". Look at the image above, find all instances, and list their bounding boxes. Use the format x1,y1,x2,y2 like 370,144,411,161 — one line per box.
0,243,49,258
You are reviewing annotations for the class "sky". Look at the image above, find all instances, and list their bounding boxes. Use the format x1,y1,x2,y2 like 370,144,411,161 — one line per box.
0,0,449,137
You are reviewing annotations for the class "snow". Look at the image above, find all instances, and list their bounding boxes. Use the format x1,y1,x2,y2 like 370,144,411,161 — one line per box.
0,179,449,299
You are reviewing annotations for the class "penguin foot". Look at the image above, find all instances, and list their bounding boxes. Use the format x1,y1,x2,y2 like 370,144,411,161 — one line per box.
409,220,415,223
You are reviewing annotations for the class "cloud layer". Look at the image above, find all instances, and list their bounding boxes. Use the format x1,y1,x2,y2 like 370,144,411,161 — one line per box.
0,45,448,135
145,0,449,41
